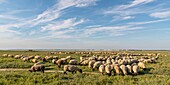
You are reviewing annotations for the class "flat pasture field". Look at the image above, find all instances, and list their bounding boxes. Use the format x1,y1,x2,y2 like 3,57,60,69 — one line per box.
0,50,170,85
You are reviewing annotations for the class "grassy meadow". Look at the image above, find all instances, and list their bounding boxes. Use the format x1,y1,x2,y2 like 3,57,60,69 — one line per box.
0,50,170,85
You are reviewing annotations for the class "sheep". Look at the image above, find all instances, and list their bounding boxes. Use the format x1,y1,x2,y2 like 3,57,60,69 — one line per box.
32,59,38,63
28,56,34,59
69,59,78,65
14,55,22,59
138,62,146,70
2,54,8,57
56,58,68,68
63,65,82,74
8,54,14,57
22,57,29,62
29,64,45,73
34,55,41,59
106,58,112,64
79,59,89,66
126,65,132,74
99,65,105,75
88,60,96,69
92,61,102,71
120,65,128,76
105,64,112,76
53,56,58,59
132,64,140,75
113,64,121,75
52,59,57,64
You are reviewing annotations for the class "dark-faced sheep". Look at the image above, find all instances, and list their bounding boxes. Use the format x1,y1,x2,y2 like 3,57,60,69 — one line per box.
63,65,82,74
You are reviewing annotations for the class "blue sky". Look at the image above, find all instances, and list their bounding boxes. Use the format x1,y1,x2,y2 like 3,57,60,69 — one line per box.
0,0,170,50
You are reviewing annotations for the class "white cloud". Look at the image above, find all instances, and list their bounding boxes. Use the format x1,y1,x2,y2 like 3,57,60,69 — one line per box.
118,0,155,9
150,11,170,18
122,16,135,20
128,19,170,25
33,0,97,25
83,25,141,36
41,18,85,31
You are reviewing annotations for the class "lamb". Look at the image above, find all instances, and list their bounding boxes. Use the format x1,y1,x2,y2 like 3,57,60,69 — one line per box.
63,65,82,74
120,65,128,76
99,64,105,75
29,64,45,73
69,59,78,65
105,64,112,76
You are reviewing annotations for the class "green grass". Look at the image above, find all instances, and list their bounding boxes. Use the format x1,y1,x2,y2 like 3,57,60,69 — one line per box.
0,50,170,85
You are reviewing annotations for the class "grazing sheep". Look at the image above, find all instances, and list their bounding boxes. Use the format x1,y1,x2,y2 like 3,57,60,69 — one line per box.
28,56,34,59
8,54,14,57
53,56,58,59
99,65,105,75
22,57,29,62
32,59,38,63
56,58,68,68
106,58,112,64
66,56,72,59
14,55,22,59
29,65,45,73
105,64,112,76
126,65,132,74
120,65,128,76
69,59,78,65
63,65,82,74
138,62,146,70
79,59,89,66
92,61,102,71
34,55,41,59
88,60,96,69
132,64,140,75
52,59,57,64
2,54,8,57
113,64,121,75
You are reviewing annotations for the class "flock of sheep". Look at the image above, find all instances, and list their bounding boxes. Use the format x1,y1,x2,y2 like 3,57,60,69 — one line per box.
1,52,159,76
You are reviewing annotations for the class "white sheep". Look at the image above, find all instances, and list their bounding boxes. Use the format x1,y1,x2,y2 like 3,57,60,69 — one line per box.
120,65,128,75
105,64,112,76
99,64,105,75
69,59,78,65
132,64,140,75
138,62,146,70
63,65,82,74
92,61,102,71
